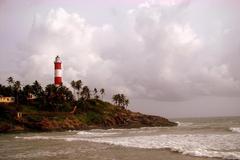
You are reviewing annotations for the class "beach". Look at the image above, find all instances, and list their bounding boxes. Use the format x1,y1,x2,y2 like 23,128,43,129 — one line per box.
0,116,239,160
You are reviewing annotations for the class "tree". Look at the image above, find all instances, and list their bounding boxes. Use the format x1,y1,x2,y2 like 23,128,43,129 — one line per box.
23,85,33,95
6,77,14,96
71,80,76,100
0,83,12,96
100,88,105,100
112,94,119,106
125,99,129,109
81,86,90,100
22,84,33,102
14,80,21,106
45,84,73,111
32,80,43,98
76,80,82,100
93,88,99,99
7,77,14,86
70,80,82,100
112,93,129,108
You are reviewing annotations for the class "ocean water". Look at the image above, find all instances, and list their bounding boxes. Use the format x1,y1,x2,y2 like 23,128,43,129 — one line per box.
0,116,240,160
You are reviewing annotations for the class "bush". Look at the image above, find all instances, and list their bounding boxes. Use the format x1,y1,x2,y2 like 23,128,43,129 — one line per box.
85,111,103,124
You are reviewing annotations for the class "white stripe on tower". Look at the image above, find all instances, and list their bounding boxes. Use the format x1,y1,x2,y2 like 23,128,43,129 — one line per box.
55,69,62,77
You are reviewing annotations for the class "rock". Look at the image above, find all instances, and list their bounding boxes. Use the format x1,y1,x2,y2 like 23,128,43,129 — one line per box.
0,123,12,132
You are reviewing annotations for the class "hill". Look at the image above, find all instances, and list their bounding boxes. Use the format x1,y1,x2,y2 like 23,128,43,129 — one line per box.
0,99,177,133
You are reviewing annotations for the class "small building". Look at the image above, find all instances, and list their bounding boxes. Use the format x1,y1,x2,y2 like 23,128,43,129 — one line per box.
27,93,37,101
0,96,15,104
16,112,23,119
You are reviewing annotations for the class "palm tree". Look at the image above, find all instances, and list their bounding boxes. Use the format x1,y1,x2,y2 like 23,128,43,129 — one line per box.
81,86,90,100
71,80,76,100
120,94,125,107
7,77,14,86
45,84,58,100
45,84,74,111
23,84,33,98
14,81,21,106
100,88,105,100
75,80,82,100
112,94,122,106
93,88,98,99
125,99,129,109
32,80,43,98
6,77,14,96
112,93,129,108
112,94,119,105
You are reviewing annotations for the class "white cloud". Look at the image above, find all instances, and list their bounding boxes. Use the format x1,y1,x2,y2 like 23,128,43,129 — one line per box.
14,1,240,101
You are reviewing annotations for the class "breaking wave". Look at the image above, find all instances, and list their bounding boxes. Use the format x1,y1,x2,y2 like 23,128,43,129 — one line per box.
15,133,240,159
230,127,240,133
76,131,118,137
15,122,240,160
175,121,193,127
77,134,240,160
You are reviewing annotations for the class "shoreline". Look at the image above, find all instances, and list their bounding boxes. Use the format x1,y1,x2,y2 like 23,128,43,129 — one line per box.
0,121,177,134
0,132,220,160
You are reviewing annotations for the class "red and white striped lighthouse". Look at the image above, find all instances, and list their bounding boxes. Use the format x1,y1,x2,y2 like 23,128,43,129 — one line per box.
54,56,62,86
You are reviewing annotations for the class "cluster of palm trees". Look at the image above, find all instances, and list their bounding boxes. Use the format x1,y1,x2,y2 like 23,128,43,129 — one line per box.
71,80,105,101
0,77,129,111
112,93,129,108
0,77,74,111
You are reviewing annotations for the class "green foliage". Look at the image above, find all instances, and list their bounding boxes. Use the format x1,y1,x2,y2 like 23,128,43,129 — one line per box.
112,93,129,108
81,86,90,100
85,111,103,124
71,80,82,100
44,84,74,111
0,77,130,122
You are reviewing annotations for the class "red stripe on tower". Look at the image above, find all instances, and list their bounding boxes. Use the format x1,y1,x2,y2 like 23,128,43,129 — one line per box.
54,56,62,86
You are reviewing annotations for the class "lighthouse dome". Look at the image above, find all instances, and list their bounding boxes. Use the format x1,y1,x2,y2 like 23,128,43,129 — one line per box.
55,56,61,63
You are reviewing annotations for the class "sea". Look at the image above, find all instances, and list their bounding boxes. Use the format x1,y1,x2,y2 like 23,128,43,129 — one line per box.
0,116,240,160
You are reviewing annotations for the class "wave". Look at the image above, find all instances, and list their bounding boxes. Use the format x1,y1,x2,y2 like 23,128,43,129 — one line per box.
15,136,52,140
76,131,118,137
15,131,240,160
175,121,193,127
230,127,240,133
77,134,240,160
15,131,119,141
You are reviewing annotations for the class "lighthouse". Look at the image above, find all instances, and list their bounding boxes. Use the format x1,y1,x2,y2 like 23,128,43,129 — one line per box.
54,56,62,86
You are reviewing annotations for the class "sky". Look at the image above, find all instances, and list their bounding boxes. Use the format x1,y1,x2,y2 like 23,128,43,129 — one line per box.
0,0,240,118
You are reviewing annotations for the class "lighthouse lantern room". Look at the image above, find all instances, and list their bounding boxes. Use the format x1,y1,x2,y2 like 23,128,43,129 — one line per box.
54,56,62,86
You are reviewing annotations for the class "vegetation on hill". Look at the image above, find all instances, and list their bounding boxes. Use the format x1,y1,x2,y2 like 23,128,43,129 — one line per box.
0,77,177,133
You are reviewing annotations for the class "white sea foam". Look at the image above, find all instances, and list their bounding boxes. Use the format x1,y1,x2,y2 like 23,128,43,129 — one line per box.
176,121,193,127
67,130,79,132
77,134,240,160
230,127,240,133
15,136,52,140
15,131,119,141
14,130,240,159
76,131,118,137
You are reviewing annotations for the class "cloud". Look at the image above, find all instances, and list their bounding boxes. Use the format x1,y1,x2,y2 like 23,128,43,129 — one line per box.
15,1,240,101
